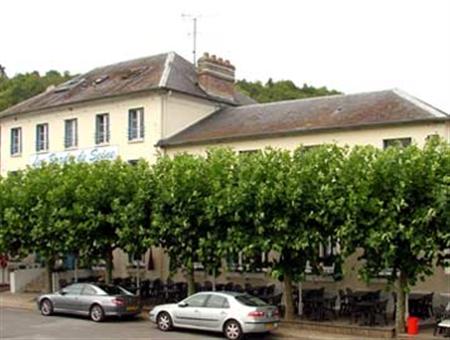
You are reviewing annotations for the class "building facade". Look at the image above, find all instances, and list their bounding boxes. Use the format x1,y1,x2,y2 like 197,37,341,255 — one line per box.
1,52,449,300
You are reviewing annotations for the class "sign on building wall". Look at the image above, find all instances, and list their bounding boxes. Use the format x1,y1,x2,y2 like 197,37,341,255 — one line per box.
29,146,119,167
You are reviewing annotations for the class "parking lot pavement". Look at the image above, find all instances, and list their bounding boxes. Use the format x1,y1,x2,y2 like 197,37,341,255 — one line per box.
0,307,227,339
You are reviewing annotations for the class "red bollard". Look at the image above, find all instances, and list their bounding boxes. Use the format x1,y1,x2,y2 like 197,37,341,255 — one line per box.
407,316,419,335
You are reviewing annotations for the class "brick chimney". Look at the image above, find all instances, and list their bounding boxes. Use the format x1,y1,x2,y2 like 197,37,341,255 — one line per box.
197,53,235,101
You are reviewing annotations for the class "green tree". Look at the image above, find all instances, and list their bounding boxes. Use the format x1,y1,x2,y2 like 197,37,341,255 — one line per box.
236,79,340,103
233,146,348,320
152,153,215,295
0,163,77,291
339,143,446,334
73,160,137,283
0,70,72,112
116,160,155,288
201,148,240,285
0,171,32,260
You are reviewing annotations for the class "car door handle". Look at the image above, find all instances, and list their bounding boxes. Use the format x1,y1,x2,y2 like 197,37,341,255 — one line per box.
220,311,227,315
194,309,200,313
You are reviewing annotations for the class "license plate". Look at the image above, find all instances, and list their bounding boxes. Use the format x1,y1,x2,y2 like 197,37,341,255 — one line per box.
265,323,275,330
127,306,137,312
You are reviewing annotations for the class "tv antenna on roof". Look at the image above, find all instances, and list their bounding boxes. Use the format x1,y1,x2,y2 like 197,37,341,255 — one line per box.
181,13,201,66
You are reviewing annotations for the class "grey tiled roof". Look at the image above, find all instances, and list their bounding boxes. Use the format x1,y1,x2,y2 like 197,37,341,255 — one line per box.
158,89,449,147
0,52,254,118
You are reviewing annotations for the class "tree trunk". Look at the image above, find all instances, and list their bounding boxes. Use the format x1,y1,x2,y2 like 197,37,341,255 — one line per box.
136,259,141,295
105,249,113,284
283,273,295,320
45,258,54,293
74,257,78,283
395,271,408,335
186,267,196,296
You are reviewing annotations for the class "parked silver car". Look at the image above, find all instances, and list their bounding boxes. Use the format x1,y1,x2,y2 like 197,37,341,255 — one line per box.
149,291,280,340
37,283,141,322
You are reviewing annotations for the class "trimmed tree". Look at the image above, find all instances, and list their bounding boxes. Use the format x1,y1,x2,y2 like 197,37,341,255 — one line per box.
339,142,446,334
73,159,137,283
116,160,155,288
233,146,348,320
152,154,210,295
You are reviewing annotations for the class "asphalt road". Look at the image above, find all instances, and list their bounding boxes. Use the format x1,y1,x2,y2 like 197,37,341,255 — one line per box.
0,308,276,340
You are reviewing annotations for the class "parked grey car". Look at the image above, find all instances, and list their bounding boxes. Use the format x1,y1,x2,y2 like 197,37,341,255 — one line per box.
149,291,280,340
37,283,141,322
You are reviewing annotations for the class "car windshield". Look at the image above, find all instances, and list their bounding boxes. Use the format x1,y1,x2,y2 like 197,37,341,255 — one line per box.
96,284,132,296
235,294,268,307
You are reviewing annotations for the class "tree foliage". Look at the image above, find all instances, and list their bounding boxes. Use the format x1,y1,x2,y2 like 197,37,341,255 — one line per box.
236,78,340,103
339,140,450,332
232,146,348,319
0,69,73,112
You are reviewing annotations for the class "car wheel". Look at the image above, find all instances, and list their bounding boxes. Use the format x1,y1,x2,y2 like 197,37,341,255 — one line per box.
40,299,53,316
224,319,243,340
90,304,105,322
157,312,173,332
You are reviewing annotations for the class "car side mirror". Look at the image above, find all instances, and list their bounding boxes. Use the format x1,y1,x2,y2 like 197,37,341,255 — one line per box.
178,302,188,308
60,290,67,296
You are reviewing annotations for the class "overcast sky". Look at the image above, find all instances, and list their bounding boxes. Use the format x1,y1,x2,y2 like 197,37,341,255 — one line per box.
2,0,449,112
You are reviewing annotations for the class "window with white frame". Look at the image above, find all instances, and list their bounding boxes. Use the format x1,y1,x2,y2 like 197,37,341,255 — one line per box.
64,118,78,148
305,238,340,275
383,137,412,149
36,123,49,152
95,113,110,144
10,127,22,155
128,108,144,141
227,250,269,273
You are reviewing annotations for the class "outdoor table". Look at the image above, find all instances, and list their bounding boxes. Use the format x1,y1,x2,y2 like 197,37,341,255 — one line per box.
303,296,335,321
436,319,450,336
352,300,385,326
408,292,433,318
350,291,373,302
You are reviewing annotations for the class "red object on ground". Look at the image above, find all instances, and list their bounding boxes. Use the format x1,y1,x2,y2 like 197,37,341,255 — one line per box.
407,316,419,335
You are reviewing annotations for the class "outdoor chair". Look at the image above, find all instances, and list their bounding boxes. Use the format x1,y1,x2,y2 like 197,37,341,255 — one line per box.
203,280,213,291
323,295,338,320
374,299,389,326
244,283,253,294
365,290,381,302
140,279,150,298
234,284,244,293
175,281,187,300
434,304,450,336
339,289,351,316
224,282,234,291
269,292,283,309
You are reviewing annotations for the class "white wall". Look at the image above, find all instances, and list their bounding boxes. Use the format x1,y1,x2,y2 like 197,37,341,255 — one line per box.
165,121,450,155
10,268,45,293
0,92,162,175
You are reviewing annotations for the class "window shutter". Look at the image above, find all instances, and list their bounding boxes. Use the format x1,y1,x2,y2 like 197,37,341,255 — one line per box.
36,125,39,151
10,130,14,155
106,114,110,142
75,119,78,146
64,121,69,148
128,110,132,140
95,116,99,144
140,109,144,138
45,124,49,150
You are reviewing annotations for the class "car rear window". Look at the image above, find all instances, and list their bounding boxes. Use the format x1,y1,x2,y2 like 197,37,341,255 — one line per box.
235,294,268,307
96,284,131,296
